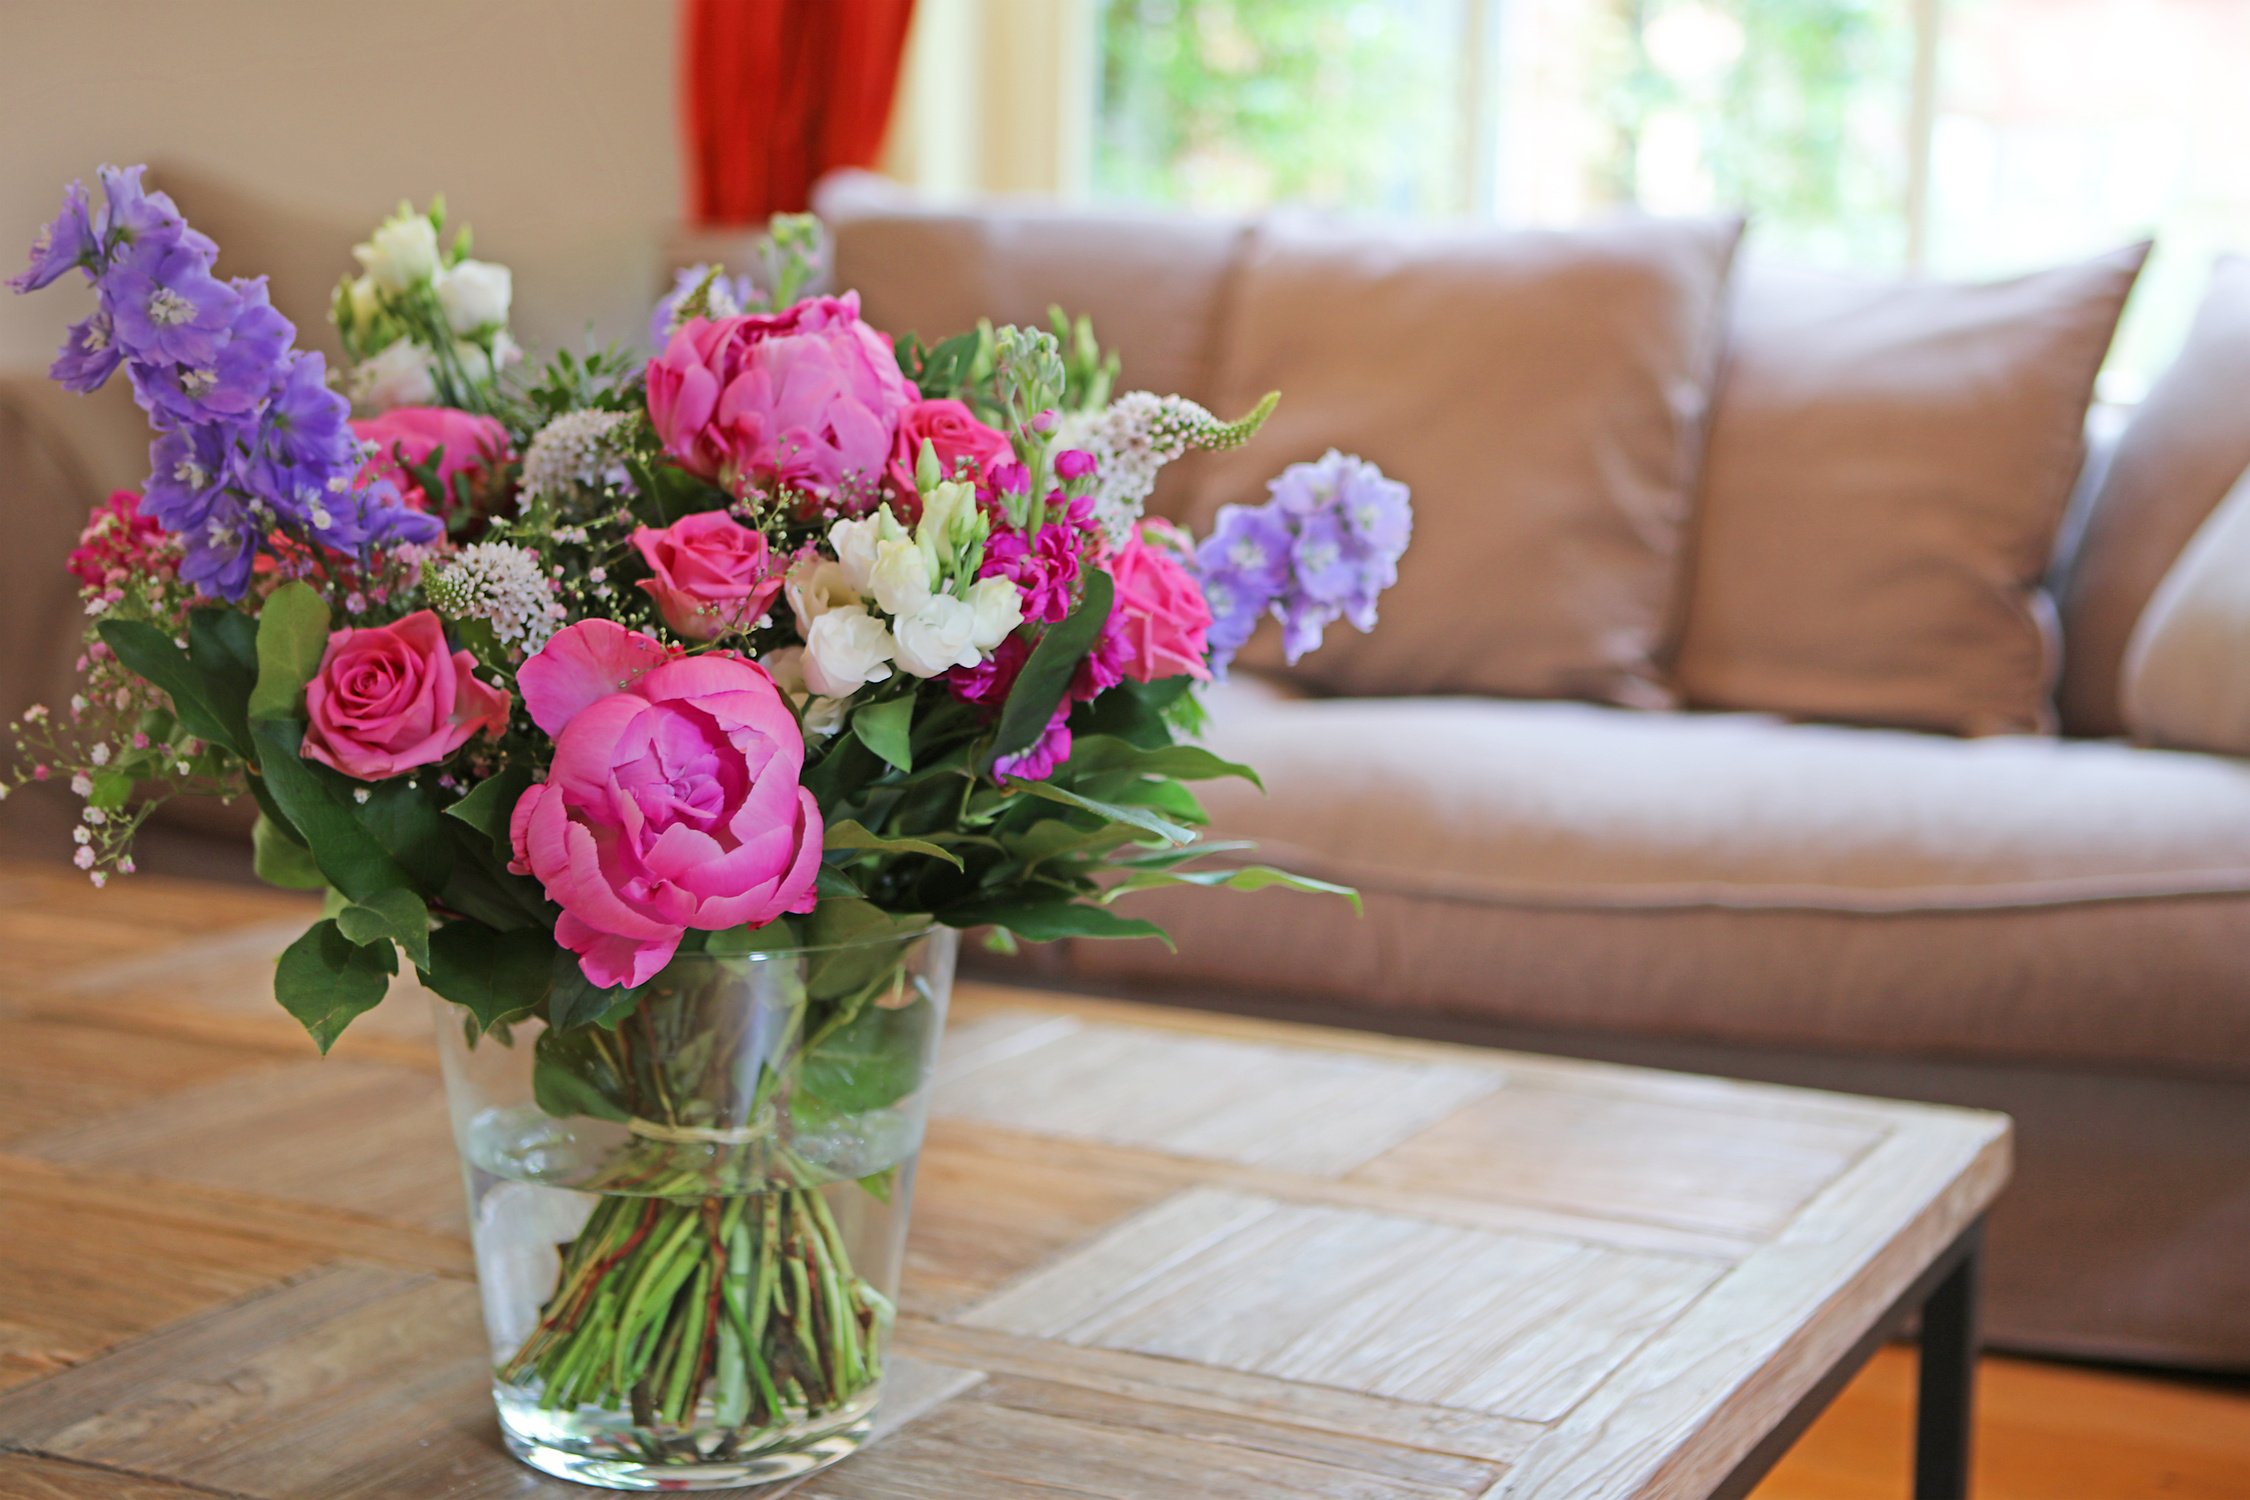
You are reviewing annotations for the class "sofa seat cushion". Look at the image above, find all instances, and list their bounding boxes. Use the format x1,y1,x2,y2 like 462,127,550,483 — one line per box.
1069,678,2250,1076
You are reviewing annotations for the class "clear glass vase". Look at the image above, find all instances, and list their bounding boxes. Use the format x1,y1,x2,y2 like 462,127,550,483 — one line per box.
433,926,957,1491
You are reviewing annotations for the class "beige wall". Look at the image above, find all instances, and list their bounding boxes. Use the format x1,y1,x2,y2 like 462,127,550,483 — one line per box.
0,0,680,372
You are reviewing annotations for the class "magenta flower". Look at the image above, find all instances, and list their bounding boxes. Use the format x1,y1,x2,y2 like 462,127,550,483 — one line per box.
509,621,821,988
629,510,782,641
645,294,917,514
301,611,511,782
885,397,1013,511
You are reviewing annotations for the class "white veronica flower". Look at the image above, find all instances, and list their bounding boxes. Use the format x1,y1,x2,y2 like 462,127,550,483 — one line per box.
522,409,634,502
424,542,558,653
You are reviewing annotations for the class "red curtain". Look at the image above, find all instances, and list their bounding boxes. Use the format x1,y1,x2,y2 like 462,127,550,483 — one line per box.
680,0,918,227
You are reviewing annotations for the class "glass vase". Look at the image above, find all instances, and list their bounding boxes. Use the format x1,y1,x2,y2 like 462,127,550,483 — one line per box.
433,926,957,1491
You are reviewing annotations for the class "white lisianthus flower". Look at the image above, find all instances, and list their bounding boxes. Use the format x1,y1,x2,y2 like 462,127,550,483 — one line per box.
352,336,439,409
915,480,983,575
455,331,521,385
893,594,984,678
354,212,441,293
345,274,384,329
759,646,849,738
868,537,933,617
786,558,858,636
965,575,1026,652
435,259,512,333
828,515,884,594
802,605,895,697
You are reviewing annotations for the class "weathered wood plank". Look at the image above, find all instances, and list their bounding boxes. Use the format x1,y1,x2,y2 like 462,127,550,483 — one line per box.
792,1374,1499,1499
1491,1113,2010,1499
960,1187,1720,1423
902,1319,1541,1466
15,1059,461,1230
1354,1079,1887,1239
935,1013,1500,1175
0,1453,239,1499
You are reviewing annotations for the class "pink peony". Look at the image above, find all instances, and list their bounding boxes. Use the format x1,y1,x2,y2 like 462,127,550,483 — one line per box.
353,406,512,517
301,610,511,781
645,294,917,513
885,398,1014,511
509,620,821,987
1107,522,1213,683
630,510,781,641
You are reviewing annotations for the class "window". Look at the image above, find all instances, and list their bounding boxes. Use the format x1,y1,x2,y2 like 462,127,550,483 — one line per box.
1089,0,2250,391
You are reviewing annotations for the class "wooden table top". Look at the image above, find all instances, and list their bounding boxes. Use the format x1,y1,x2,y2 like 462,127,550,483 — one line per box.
0,863,2009,1499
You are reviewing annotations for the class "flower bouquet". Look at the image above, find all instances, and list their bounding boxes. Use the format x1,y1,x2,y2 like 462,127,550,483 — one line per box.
6,168,1410,1491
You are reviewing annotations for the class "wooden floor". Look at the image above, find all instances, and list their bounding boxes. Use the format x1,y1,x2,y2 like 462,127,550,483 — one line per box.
1759,1345,2250,1499
0,861,2244,1497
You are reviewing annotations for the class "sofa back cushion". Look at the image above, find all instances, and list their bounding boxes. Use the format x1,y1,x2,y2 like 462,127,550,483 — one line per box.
1194,212,1743,706
815,172,1243,423
2122,464,2250,755
2057,255,2250,738
1672,245,2147,736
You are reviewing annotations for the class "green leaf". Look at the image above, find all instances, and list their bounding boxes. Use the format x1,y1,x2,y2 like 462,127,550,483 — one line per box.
823,818,963,870
249,719,418,903
445,766,532,854
545,953,642,1033
97,619,242,755
334,887,433,971
85,768,134,811
532,1027,632,1122
1064,735,1263,790
990,570,1113,762
937,896,1171,946
702,918,801,956
798,996,939,1116
252,813,328,891
853,696,914,773
186,608,259,754
247,582,331,722
803,898,930,1005
1104,864,1363,912
422,921,552,1034
1015,779,1196,846
274,918,396,1054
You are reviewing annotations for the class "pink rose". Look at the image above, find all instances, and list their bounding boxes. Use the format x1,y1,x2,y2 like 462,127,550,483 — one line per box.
885,398,1014,511
630,510,781,641
509,620,822,987
352,406,512,517
645,293,917,513
1107,522,1213,683
301,610,511,781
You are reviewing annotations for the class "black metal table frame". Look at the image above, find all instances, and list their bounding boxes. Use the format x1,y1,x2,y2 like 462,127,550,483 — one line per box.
1711,1217,1984,1500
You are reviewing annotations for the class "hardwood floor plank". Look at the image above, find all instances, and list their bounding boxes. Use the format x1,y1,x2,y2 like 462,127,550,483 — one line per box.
1754,1346,2250,1500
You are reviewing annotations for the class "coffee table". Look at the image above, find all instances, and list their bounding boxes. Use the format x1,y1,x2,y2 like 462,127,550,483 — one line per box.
0,864,2007,1498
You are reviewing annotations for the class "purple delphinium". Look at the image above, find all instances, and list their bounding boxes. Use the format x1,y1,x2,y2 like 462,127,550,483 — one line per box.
12,166,436,598
649,263,757,346
1191,449,1411,677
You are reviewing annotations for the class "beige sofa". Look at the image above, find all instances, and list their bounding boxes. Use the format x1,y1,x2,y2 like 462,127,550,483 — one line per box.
811,177,2250,1372
7,175,2249,1372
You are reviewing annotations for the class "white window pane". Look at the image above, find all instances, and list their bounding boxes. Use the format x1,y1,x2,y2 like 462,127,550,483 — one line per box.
1929,0,2250,393
1093,0,1476,216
